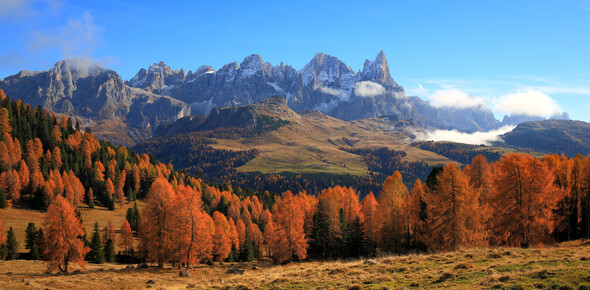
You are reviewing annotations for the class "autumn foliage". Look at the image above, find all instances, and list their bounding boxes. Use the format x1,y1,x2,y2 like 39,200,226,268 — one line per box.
44,195,89,272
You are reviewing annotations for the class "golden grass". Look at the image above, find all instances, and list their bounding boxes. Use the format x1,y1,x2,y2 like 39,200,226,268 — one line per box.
211,113,455,176
0,240,588,289
0,201,144,253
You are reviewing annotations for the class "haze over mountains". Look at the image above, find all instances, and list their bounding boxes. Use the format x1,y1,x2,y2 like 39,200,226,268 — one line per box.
0,51,571,146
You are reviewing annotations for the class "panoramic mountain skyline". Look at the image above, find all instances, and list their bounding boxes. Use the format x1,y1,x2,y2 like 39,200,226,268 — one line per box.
0,0,589,122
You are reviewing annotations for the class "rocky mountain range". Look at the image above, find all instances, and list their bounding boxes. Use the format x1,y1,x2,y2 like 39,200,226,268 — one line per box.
0,51,538,145
0,59,190,145
124,50,500,131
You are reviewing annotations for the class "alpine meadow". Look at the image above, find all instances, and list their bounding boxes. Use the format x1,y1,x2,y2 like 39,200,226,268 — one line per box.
1,1,590,289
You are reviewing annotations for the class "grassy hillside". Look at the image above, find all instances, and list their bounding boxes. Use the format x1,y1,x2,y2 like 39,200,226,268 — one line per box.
502,119,590,157
0,241,588,289
0,202,143,253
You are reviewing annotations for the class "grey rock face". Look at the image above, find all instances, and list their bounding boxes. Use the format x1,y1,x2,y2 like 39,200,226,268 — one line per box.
0,59,190,144
203,96,298,131
126,61,186,92
149,51,433,129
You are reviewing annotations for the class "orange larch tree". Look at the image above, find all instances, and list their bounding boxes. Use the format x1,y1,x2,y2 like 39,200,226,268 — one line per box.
426,163,486,252
490,153,559,247
339,186,361,224
212,211,231,261
271,191,307,263
236,219,247,247
175,184,213,268
44,195,90,272
360,191,378,255
139,177,177,267
377,171,409,252
119,220,133,255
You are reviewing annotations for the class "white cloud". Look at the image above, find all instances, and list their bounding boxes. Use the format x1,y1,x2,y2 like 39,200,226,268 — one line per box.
415,125,516,146
319,86,344,97
30,11,98,58
428,89,487,109
354,81,385,97
493,90,562,117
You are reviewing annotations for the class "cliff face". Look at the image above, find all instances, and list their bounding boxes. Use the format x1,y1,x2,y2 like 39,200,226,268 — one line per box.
203,96,299,131
0,59,190,145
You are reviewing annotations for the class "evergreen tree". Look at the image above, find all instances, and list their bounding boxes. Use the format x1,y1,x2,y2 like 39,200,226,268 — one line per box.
87,223,105,263
25,222,40,259
239,232,254,262
0,188,7,209
104,239,115,262
227,244,238,262
133,202,140,230
309,199,338,259
36,228,45,260
348,216,366,258
339,208,348,258
6,227,19,260
126,202,140,231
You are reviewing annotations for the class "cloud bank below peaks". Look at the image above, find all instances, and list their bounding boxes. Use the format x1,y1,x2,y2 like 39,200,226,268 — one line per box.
493,90,562,117
415,125,516,146
428,89,487,109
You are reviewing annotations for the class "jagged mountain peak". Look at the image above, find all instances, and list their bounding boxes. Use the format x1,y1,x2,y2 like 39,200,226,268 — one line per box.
219,61,239,72
128,60,186,90
240,54,264,69
187,65,215,81
300,52,355,87
51,58,106,78
360,50,397,88
239,54,265,78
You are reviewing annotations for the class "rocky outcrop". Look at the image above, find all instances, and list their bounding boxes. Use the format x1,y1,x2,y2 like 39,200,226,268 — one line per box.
0,59,190,145
202,96,298,131
126,61,186,93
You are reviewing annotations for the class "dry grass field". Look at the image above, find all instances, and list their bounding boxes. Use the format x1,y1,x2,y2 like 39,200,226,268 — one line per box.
0,201,144,253
0,241,588,289
211,112,455,176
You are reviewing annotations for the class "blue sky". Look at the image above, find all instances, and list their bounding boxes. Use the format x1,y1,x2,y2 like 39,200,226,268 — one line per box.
1,0,589,121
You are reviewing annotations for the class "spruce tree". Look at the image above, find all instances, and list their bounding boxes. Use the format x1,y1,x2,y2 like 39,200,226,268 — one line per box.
133,203,140,230
0,188,7,209
105,239,115,262
126,202,140,231
88,223,105,263
227,244,238,262
6,227,19,260
348,216,366,258
25,222,40,260
309,200,332,259
239,232,254,262
339,208,348,258
36,228,45,260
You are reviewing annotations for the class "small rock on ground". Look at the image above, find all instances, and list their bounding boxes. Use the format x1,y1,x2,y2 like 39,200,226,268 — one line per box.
226,268,245,275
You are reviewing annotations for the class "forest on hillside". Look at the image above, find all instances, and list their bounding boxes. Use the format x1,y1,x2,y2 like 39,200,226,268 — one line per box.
0,89,589,273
